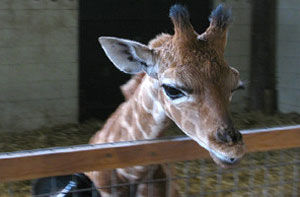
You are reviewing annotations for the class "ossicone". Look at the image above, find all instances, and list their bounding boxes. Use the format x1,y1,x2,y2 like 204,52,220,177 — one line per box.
198,4,232,55
169,4,194,37
209,4,232,29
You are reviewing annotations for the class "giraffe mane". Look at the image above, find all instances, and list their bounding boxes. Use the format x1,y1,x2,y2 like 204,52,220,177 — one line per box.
120,73,146,100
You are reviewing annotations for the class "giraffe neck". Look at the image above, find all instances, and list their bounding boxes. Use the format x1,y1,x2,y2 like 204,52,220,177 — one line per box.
90,75,170,144
127,75,170,140
87,77,171,194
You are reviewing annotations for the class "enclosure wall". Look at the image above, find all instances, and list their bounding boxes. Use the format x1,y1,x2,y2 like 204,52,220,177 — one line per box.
0,0,79,132
0,0,299,132
216,0,300,114
276,0,300,113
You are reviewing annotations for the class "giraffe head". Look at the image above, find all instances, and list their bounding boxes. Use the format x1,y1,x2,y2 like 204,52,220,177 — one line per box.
99,4,245,168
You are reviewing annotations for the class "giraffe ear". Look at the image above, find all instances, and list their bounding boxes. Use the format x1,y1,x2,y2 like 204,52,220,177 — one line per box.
99,37,158,78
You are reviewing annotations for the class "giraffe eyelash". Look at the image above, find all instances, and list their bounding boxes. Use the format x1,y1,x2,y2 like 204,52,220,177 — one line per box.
162,84,186,100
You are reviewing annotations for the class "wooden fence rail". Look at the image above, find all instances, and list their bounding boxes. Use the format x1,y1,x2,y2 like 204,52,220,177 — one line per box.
0,125,299,183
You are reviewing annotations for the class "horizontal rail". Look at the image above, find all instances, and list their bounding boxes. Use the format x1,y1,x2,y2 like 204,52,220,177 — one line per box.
0,125,299,183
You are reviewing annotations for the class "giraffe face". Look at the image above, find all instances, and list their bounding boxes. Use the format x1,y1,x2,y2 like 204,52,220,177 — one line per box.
150,4,245,168
157,55,245,168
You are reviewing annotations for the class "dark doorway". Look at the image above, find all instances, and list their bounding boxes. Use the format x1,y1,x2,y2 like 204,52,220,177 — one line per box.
79,0,212,121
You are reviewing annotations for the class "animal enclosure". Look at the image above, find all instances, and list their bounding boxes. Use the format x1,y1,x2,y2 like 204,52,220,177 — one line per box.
0,125,299,196
0,0,300,197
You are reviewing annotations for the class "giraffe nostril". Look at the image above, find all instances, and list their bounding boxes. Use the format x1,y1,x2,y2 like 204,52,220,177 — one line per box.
216,128,242,144
216,130,227,143
230,158,235,162
216,130,232,143
231,130,242,143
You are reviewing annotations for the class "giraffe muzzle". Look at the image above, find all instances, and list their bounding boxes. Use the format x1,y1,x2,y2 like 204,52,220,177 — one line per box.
189,133,245,168
209,149,244,168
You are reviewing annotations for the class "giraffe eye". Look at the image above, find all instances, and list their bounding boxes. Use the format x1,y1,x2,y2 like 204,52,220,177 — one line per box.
162,84,185,100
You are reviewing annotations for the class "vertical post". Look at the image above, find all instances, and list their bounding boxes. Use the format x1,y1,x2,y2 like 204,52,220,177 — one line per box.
216,167,222,197
199,159,206,197
249,0,277,113
166,163,172,197
183,161,191,197
292,152,299,197
248,154,255,197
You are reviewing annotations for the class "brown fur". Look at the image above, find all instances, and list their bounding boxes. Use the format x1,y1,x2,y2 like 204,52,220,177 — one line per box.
120,73,145,100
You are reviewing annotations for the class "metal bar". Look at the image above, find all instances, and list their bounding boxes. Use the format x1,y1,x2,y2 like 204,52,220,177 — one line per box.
199,159,206,197
111,169,117,197
262,152,270,196
92,182,98,197
278,150,284,197
129,167,135,197
50,176,57,195
216,167,222,197
0,125,299,182
233,170,239,196
248,158,255,197
8,183,13,197
183,161,191,197
166,163,172,197
292,152,299,197
72,174,79,197
147,165,154,197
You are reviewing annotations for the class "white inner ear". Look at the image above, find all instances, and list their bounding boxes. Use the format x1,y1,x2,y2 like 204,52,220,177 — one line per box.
99,36,157,77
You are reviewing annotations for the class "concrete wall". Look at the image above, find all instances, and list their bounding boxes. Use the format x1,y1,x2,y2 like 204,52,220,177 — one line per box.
276,0,300,113
214,0,300,114
0,0,78,132
1,0,298,132
214,0,252,111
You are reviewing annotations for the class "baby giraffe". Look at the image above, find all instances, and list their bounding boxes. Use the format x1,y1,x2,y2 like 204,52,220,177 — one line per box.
86,4,245,197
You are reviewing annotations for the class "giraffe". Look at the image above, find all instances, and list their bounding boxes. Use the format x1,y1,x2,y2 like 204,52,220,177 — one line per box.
86,4,245,196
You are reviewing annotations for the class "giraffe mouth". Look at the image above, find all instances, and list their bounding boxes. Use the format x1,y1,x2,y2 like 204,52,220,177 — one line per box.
190,136,244,168
209,150,242,168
